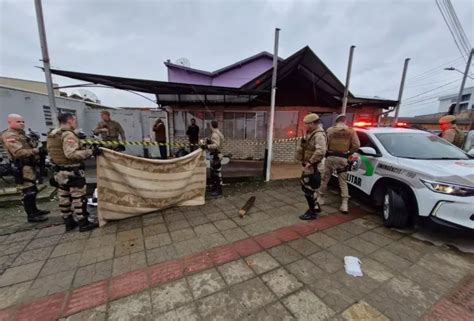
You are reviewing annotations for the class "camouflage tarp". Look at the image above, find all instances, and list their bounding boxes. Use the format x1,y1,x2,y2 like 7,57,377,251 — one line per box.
97,148,206,226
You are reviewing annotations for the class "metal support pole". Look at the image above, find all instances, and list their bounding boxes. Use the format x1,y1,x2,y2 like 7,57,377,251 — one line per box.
454,48,474,115
392,58,410,126
34,0,58,124
265,28,280,182
341,45,356,115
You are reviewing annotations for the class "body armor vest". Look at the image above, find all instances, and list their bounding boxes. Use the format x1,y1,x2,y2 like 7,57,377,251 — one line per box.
452,128,464,148
328,127,353,153
47,129,78,165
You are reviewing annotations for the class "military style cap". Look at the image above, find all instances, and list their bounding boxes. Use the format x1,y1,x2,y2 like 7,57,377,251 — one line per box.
439,115,456,124
303,113,319,124
335,114,346,122
100,110,110,116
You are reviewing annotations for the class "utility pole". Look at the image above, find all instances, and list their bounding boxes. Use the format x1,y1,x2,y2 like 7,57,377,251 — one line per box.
34,0,58,124
341,45,356,115
454,48,474,115
265,28,280,182
392,58,410,126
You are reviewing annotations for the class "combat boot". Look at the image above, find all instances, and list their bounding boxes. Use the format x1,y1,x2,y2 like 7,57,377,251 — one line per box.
340,198,349,214
64,216,78,232
23,193,48,223
78,218,98,232
317,194,325,206
299,210,317,220
210,184,222,197
31,187,50,216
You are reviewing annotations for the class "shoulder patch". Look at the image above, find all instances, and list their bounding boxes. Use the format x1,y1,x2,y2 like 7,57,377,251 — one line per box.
6,137,17,143
66,138,76,145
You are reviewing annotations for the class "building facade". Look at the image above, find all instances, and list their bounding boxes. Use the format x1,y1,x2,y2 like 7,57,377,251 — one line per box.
438,86,474,113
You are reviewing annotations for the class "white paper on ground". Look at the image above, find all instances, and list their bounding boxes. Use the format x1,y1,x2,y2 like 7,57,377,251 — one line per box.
344,256,363,277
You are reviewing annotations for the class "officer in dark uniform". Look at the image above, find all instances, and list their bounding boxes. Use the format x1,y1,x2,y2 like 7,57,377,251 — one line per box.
201,120,224,197
1,114,49,222
48,113,100,232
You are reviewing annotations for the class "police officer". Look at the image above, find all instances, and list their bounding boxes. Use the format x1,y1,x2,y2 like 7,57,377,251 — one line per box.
94,111,126,150
439,115,464,148
295,113,327,220
1,114,49,222
201,120,224,197
319,114,360,214
48,113,100,232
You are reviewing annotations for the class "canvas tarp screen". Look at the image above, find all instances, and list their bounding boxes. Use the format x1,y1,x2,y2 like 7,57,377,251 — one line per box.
97,148,206,226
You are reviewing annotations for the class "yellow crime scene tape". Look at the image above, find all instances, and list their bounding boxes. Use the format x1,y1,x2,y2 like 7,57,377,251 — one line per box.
80,137,301,147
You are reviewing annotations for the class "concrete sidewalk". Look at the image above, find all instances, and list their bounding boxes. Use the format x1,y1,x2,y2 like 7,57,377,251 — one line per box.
0,180,473,321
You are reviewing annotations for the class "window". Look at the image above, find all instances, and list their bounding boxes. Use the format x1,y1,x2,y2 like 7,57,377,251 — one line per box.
356,131,378,152
42,106,53,126
222,112,266,139
173,111,215,137
58,108,76,117
461,94,471,102
459,103,468,112
274,111,298,139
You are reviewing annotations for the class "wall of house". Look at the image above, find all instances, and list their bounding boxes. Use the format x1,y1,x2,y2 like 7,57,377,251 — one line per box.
212,57,273,87
167,67,211,85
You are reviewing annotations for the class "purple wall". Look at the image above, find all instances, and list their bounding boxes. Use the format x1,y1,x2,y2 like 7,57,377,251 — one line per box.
167,56,273,88
212,57,273,87
167,67,211,85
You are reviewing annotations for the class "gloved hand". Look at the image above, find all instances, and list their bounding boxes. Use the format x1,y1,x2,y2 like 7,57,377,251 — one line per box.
92,145,103,157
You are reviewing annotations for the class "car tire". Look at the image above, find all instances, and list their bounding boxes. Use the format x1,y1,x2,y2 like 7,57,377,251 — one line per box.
383,187,409,228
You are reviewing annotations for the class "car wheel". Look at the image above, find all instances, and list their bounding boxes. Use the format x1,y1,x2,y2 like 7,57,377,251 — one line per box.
383,187,409,228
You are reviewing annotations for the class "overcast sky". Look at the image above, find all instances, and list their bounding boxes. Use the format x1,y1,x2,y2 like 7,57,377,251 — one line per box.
1,0,473,116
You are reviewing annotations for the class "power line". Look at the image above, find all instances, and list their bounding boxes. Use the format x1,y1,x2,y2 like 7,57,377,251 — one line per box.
403,77,462,101
436,0,467,59
446,0,472,55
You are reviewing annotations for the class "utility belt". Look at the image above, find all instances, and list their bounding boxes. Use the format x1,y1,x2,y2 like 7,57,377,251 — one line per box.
50,164,86,189
326,151,350,158
52,164,85,172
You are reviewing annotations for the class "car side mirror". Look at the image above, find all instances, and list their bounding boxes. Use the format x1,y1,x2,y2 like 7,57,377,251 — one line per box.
359,147,379,157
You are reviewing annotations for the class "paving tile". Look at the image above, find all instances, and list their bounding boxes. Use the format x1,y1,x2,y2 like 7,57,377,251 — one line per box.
240,301,296,321
274,227,300,242
310,276,363,313
327,242,364,260
233,238,262,257
360,258,394,283
35,225,65,238
0,253,15,272
114,238,145,257
73,259,112,287
116,228,143,242
341,301,389,321
3,230,38,244
343,236,380,255
194,223,219,236
116,217,143,232
39,253,81,277
142,214,165,226
164,213,186,223
84,234,116,249
288,238,322,256
168,220,191,232
372,227,404,240
110,269,149,300
112,251,147,276
79,245,114,266
154,303,200,321
358,230,394,247
418,251,473,283
0,281,31,309
306,232,338,249
26,269,74,299
206,211,228,222
15,292,66,321
149,260,183,286
245,252,280,274
333,270,382,295
268,244,303,265
337,221,371,235
230,277,277,312
217,259,256,286
187,268,226,299
286,258,327,285
261,268,303,298
11,246,53,267
151,279,193,314
170,228,196,242
222,227,248,242
60,304,106,321
174,238,204,257
308,250,343,273
89,223,117,237
63,281,108,317
146,244,178,265
208,244,239,265
50,240,87,258
199,232,227,248
144,233,172,250
254,233,282,249
0,260,44,287
365,289,415,321
424,297,473,321
0,240,28,256
59,231,91,243
24,234,62,251
403,264,454,296
282,289,335,321
384,242,423,263
108,291,152,321
214,219,238,231
196,289,245,321
370,249,412,272
188,215,211,227
182,252,214,275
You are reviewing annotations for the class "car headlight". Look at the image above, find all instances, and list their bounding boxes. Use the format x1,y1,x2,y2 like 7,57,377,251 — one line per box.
420,179,474,197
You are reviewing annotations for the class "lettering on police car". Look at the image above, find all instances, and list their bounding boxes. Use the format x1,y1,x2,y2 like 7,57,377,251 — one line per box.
347,174,361,187
378,163,403,174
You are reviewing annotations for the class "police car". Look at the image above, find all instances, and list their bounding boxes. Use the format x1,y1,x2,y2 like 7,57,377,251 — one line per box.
346,125,474,231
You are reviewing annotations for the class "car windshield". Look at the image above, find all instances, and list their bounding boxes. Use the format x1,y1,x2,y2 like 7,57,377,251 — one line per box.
374,132,469,160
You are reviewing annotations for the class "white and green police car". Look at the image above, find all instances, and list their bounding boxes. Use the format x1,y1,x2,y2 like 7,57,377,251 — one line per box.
346,127,474,231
